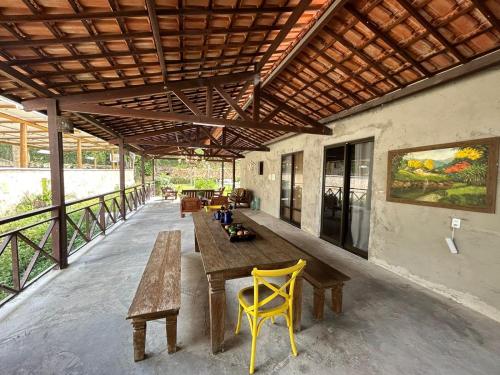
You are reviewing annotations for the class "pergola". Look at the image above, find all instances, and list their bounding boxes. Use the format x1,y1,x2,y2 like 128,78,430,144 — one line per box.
0,103,115,167
0,0,499,268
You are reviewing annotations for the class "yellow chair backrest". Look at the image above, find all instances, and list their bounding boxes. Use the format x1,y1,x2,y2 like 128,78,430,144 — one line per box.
249,259,306,314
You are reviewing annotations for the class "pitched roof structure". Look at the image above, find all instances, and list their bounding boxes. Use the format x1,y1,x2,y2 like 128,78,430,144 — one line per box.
0,0,498,159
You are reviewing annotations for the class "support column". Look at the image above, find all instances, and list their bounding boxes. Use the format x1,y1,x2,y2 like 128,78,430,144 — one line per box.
76,139,83,168
152,158,155,196
140,155,146,204
232,158,236,191
19,123,28,168
221,161,224,189
119,138,126,220
47,99,68,269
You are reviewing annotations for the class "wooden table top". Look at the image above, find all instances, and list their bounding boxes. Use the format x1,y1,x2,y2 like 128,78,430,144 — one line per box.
193,211,305,277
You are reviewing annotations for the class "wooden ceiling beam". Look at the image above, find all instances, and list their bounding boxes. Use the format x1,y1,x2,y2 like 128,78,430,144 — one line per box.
397,0,467,64
109,125,197,143
0,61,53,97
321,49,500,124
260,92,326,129
256,0,312,72
345,4,429,76
0,25,301,49
62,103,330,135
145,0,168,85
214,84,251,121
9,50,268,67
171,88,203,115
0,6,322,23
23,71,257,110
138,141,269,152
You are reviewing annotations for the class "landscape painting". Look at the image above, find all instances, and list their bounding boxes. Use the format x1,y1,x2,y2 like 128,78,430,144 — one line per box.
387,138,499,213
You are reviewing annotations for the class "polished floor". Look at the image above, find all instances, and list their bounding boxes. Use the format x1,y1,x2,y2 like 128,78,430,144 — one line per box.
1,199,499,375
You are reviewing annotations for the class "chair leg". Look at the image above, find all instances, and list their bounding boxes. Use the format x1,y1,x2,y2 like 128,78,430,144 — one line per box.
270,316,275,324
249,317,258,374
235,304,243,334
287,310,298,356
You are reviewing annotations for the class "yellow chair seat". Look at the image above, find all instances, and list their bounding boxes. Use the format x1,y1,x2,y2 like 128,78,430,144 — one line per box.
238,283,287,312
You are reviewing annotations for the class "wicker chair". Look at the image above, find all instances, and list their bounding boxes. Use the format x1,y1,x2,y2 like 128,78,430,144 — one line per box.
229,188,252,208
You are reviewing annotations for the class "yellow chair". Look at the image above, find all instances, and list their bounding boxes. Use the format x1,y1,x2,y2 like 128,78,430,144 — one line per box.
235,259,306,374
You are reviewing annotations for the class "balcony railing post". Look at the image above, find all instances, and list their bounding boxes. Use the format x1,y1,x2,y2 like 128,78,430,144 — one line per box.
10,234,20,292
99,196,106,234
118,138,126,220
141,155,146,204
48,99,68,269
133,187,138,210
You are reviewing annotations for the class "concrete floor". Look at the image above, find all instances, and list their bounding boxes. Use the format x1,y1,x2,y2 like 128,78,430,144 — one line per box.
1,199,499,375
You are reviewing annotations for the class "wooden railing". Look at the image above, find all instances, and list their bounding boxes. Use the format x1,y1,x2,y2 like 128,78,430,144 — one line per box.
0,182,154,306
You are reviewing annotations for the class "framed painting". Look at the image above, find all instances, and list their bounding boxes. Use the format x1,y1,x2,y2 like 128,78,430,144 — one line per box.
387,137,499,213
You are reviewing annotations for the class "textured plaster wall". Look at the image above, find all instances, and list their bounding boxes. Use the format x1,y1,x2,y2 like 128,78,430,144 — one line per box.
0,168,135,214
241,67,500,321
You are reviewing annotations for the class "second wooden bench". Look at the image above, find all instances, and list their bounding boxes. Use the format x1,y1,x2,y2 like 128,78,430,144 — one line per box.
126,230,181,362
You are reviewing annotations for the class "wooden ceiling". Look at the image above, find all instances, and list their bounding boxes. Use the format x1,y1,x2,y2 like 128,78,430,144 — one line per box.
0,0,498,159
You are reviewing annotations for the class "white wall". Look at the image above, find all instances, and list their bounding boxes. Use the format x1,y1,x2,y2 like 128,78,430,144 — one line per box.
0,168,135,214
241,67,500,321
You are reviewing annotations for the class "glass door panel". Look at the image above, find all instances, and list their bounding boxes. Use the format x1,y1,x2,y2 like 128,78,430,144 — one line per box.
321,139,374,258
291,152,303,226
344,141,374,255
321,146,345,245
280,152,303,227
280,155,292,221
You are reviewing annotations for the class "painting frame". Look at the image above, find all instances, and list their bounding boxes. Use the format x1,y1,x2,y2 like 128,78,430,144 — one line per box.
386,137,499,213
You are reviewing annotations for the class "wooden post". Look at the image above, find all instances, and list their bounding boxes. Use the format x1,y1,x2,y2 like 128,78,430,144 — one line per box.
76,139,83,168
221,161,224,189
19,123,28,168
141,155,146,204
119,138,126,220
47,99,68,269
232,158,236,191
152,158,155,197
99,195,106,234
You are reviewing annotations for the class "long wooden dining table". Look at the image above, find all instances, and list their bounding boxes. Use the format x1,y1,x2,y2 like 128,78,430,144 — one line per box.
192,210,306,354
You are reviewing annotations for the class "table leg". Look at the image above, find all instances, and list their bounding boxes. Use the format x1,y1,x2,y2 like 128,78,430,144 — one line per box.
132,319,146,362
194,232,199,253
293,274,303,332
166,313,177,354
208,273,226,354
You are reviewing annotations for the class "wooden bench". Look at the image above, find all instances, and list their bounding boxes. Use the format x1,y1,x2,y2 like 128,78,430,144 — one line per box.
126,230,181,362
301,256,350,320
263,227,350,320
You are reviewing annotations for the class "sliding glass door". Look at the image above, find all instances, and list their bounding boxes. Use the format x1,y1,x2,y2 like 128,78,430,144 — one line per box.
321,139,374,258
280,151,303,227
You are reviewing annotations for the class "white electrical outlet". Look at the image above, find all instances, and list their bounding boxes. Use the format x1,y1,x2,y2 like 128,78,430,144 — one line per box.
451,218,461,229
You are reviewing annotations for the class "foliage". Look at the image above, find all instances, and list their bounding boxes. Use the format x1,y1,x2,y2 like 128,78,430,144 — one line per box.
395,169,449,182
194,178,218,190
0,143,13,161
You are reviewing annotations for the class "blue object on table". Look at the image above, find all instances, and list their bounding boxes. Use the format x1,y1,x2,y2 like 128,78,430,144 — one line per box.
221,211,233,225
